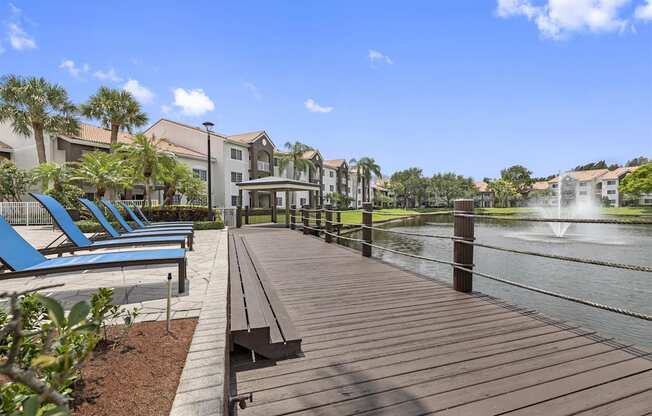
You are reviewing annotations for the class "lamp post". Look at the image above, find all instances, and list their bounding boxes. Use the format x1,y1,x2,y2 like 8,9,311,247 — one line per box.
202,121,214,221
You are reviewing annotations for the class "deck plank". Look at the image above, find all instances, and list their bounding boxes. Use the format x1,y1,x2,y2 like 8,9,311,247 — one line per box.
230,228,651,416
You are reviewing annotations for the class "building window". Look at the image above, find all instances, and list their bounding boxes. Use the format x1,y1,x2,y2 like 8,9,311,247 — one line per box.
231,172,243,183
329,185,334,192
552,184,558,189
193,169,207,181
273,157,278,166
329,171,334,178
277,196,283,206
300,198,306,206
579,191,587,196
645,199,652,204
231,148,243,160
607,190,616,195
579,182,587,187
231,195,239,206
607,180,616,185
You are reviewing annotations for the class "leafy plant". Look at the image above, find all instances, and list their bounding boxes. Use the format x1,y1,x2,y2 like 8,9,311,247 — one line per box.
69,151,129,201
0,287,140,415
31,163,83,209
0,159,31,202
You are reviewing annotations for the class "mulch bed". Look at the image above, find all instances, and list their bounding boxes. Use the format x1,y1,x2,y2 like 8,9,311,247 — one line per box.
72,318,197,416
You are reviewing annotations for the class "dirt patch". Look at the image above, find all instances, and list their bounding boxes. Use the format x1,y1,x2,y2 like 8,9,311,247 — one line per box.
72,318,197,416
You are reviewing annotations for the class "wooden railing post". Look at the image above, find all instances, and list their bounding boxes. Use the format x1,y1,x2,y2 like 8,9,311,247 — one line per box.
290,204,296,230
302,205,309,235
244,205,250,225
362,202,373,257
325,204,333,243
336,211,342,244
236,206,242,228
453,199,474,292
314,206,322,237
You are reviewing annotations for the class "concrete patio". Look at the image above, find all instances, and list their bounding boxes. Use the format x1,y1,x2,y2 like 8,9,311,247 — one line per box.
1,225,227,323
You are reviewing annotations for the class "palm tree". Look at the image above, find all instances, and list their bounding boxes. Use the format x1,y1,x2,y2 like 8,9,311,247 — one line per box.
70,151,128,201
356,157,382,203
276,141,315,180
80,86,148,146
0,75,79,164
158,157,196,205
116,134,173,208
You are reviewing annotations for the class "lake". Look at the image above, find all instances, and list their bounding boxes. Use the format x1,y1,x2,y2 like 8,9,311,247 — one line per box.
346,216,652,349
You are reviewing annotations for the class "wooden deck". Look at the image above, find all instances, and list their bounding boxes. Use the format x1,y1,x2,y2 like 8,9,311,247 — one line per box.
229,227,652,416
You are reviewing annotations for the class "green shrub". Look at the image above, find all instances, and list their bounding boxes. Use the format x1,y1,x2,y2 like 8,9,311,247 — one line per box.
142,205,222,222
0,288,138,414
75,219,224,233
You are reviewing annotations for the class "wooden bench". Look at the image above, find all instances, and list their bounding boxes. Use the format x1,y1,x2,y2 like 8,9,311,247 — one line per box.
228,232,301,360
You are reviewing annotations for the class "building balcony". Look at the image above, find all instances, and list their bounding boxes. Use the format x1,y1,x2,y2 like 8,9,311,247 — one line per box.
257,160,271,172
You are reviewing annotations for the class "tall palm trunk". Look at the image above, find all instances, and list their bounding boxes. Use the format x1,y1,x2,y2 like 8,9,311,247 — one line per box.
32,123,47,164
110,123,120,146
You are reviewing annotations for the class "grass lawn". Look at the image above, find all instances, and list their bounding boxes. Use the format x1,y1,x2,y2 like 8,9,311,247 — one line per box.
338,208,423,225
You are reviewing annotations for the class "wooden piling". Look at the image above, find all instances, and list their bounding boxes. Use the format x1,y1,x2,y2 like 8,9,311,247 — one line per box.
453,199,474,292
244,206,250,225
290,205,296,230
302,205,309,235
362,202,373,257
324,205,333,243
314,206,322,237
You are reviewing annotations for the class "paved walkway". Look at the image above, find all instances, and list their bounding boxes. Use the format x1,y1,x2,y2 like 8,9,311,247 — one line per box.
231,227,652,416
3,226,225,322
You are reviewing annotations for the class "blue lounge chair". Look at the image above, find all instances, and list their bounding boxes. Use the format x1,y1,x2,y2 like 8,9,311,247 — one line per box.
78,199,194,250
134,204,196,227
0,214,188,292
117,201,193,230
31,193,187,254
101,200,193,234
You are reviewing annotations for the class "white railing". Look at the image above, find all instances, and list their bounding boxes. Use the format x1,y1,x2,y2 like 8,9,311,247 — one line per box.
257,160,270,172
115,200,160,208
0,202,52,225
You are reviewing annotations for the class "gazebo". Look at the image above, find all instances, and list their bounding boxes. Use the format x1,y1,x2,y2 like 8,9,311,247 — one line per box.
235,176,321,227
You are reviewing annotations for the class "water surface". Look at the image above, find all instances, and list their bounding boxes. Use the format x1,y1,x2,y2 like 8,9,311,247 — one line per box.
347,217,652,348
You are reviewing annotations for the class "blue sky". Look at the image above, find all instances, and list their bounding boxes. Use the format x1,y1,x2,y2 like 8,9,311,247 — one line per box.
1,0,651,179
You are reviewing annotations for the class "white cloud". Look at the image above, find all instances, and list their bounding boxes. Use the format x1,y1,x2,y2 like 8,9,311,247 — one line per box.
6,3,36,51
123,79,154,104
243,82,262,101
635,0,652,19
161,105,172,114
496,0,631,39
93,68,123,83
368,49,393,65
304,98,333,113
7,22,35,50
58,59,89,77
172,88,215,116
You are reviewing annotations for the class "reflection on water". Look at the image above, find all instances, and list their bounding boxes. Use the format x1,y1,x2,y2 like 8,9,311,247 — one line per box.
346,216,652,348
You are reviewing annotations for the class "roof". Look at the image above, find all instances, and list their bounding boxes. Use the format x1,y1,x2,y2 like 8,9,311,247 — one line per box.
301,149,317,159
227,130,266,144
323,159,346,169
0,140,13,151
236,176,321,192
474,181,490,192
59,123,206,159
549,169,609,183
531,181,550,191
600,166,638,180
148,118,227,140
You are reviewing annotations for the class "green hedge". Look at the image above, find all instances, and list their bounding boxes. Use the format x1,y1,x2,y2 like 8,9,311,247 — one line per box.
75,219,224,233
143,205,222,222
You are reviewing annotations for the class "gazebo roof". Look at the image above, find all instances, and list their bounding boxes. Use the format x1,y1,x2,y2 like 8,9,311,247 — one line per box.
236,176,320,192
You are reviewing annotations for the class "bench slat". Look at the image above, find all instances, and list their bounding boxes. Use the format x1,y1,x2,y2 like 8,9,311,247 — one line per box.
228,234,248,332
234,235,271,332
242,237,301,343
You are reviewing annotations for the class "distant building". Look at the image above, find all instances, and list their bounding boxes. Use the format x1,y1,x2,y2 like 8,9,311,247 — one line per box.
473,181,494,208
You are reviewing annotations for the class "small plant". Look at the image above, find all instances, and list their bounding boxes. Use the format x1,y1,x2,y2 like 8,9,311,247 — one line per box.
0,286,140,415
